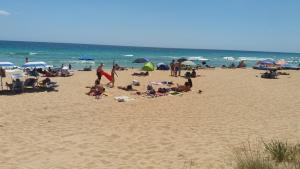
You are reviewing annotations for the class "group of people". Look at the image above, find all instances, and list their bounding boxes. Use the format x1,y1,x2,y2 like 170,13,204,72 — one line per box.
96,63,118,88
87,63,118,98
170,60,182,77
87,62,195,99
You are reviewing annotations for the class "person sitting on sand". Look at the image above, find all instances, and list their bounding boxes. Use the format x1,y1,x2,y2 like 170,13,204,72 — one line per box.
237,60,246,68
261,70,278,79
86,79,105,98
146,84,156,95
132,71,149,76
185,71,192,78
191,69,197,78
228,63,236,68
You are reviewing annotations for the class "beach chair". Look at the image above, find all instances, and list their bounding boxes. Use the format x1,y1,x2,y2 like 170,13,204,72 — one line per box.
23,78,38,88
11,79,23,93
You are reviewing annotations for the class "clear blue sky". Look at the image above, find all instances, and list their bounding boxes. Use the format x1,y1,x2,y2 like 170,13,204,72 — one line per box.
1,0,300,52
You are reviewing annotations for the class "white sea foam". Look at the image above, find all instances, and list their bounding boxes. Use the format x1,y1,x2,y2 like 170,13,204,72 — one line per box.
123,54,134,57
68,60,95,64
237,57,273,61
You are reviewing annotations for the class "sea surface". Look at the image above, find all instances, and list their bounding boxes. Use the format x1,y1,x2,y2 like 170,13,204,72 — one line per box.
0,40,299,69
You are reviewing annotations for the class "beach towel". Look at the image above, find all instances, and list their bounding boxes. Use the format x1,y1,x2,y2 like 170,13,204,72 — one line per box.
114,96,134,102
169,91,183,96
150,82,163,85
100,70,112,82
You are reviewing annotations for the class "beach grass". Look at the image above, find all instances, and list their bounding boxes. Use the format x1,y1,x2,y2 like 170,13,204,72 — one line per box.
231,140,300,169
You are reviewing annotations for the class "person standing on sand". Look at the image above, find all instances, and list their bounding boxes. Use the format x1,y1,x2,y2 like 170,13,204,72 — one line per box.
178,61,182,77
170,60,175,76
96,63,104,81
108,65,118,88
174,61,180,77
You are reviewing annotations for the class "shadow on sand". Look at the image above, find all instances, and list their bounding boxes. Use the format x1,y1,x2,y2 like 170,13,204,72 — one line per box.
0,88,58,96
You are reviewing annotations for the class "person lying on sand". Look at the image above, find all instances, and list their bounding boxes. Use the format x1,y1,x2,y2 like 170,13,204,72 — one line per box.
132,71,149,76
171,78,193,92
118,85,137,91
115,64,127,71
278,72,290,75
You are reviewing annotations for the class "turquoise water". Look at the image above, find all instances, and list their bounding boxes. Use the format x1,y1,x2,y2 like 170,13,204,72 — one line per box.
0,40,299,69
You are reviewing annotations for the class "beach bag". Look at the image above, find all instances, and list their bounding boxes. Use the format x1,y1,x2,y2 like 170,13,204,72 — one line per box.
0,68,6,77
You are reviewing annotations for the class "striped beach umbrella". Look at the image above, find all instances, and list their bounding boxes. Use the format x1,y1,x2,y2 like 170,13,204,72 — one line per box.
0,62,16,69
22,62,48,69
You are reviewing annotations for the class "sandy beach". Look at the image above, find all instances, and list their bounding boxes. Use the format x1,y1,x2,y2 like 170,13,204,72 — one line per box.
1,68,300,169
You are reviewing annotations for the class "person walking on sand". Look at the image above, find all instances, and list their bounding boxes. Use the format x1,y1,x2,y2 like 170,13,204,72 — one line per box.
96,63,104,81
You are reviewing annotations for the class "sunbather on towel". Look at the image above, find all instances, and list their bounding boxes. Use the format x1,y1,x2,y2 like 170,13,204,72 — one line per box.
118,85,137,91
40,78,58,88
132,71,149,76
171,78,192,92
278,72,290,75
115,64,127,71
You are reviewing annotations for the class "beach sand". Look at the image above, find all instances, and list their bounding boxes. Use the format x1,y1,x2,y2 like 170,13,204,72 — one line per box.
1,68,300,169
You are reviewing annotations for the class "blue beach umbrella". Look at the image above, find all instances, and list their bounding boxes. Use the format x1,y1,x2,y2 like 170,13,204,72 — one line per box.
79,56,95,61
260,59,275,65
133,58,150,63
177,57,187,62
156,63,170,70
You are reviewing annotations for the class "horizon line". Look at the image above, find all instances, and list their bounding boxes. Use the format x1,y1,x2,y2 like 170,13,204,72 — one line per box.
1,39,300,55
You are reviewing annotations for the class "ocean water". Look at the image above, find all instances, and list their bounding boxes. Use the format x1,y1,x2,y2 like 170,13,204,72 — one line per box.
0,40,299,69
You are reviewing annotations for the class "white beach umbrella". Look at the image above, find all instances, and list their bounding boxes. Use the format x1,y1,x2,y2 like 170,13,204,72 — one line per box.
22,62,49,69
181,60,196,66
0,62,16,69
